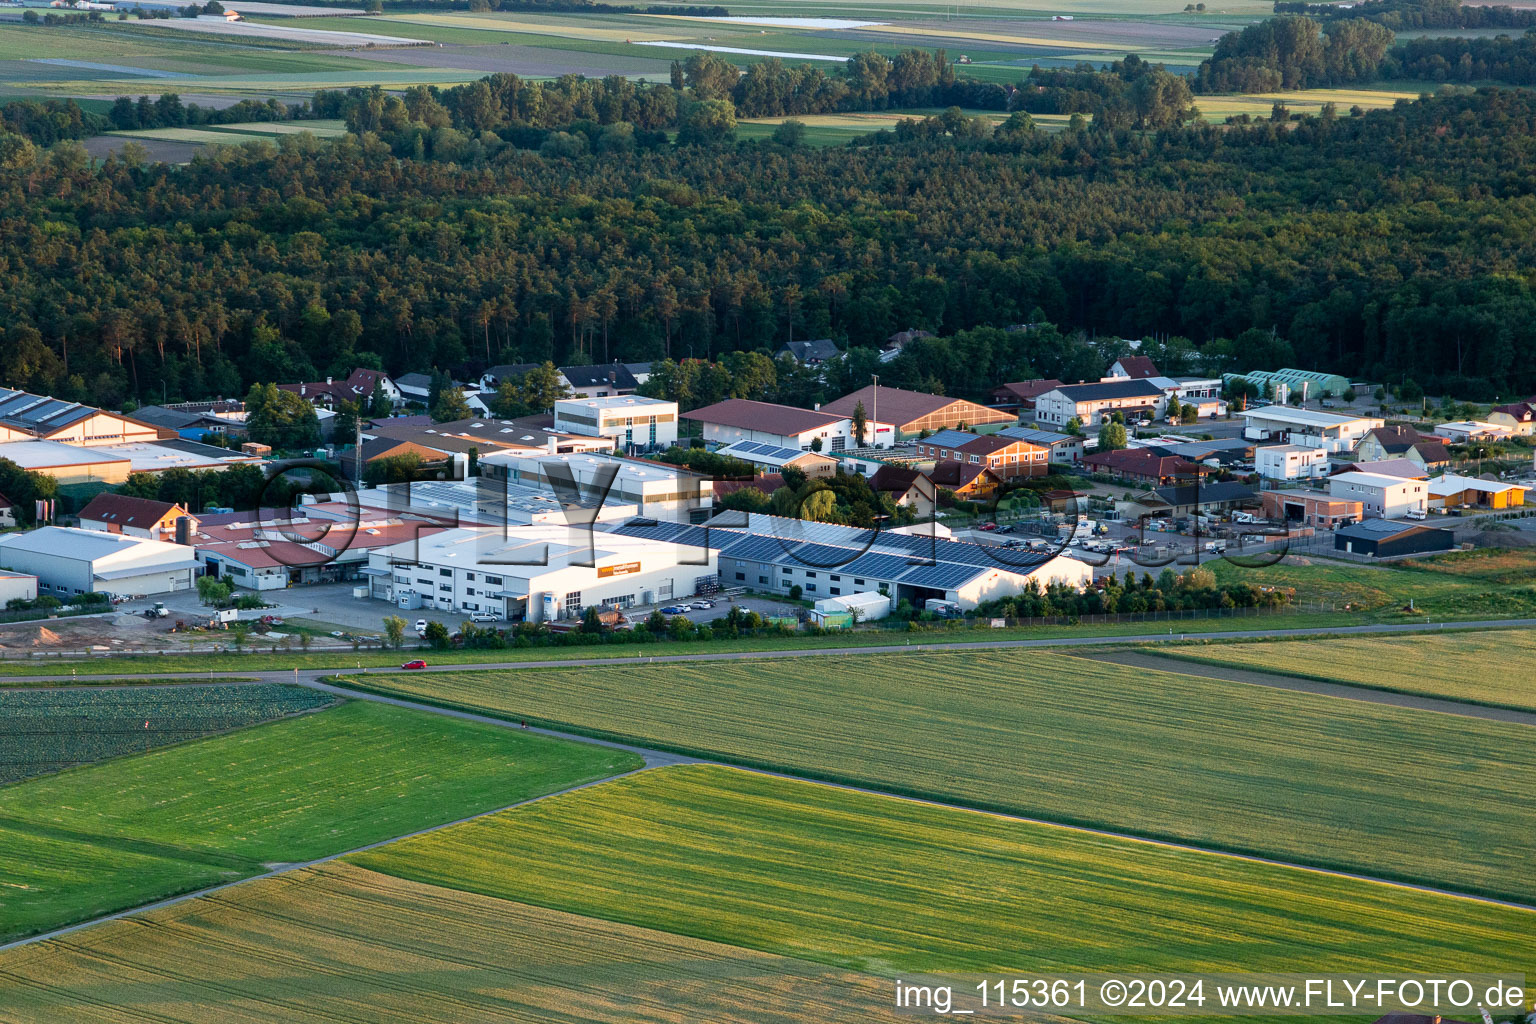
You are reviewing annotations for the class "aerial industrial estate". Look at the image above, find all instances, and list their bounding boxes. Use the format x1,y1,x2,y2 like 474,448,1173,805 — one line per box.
1,0,1535,1019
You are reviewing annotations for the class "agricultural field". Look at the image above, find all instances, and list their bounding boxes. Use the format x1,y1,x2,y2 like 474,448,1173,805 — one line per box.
0,682,327,785
0,699,638,941
1211,547,1536,618
345,648,1536,902
0,861,890,1023
355,765,1536,977
1159,628,1536,711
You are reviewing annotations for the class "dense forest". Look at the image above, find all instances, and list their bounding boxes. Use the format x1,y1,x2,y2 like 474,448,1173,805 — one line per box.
4,77,1536,405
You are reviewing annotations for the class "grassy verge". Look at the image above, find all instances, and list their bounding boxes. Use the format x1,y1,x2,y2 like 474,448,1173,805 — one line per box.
0,700,640,942
337,648,1536,903
354,765,1536,982
0,676,257,688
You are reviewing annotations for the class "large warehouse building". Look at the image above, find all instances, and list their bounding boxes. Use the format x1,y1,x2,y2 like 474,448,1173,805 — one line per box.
364,523,719,623
612,513,1092,610
0,526,199,598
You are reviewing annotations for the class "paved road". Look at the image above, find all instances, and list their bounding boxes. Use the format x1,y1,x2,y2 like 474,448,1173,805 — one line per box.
1086,651,1536,727
3,616,1534,685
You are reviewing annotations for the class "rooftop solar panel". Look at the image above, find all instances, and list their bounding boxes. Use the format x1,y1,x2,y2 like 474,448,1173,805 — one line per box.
898,562,984,590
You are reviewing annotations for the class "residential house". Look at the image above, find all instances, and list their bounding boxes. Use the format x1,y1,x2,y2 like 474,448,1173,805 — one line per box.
880,329,931,364
868,465,934,516
1032,379,1168,428
1488,400,1536,436
996,425,1084,465
819,385,1013,439
1331,458,1429,481
1335,519,1453,558
1355,426,1452,470
1260,489,1362,529
1083,448,1206,486
278,368,400,411
775,339,841,365
1255,444,1329,482
683,399,884,452
477,363,540,393
928,460,1001,500
78,493,198,543
393,372,488,414
1107,355,1159,379
1328,471,1428,519
913,429,1049,480
560,363,639,398
989,379,1063,414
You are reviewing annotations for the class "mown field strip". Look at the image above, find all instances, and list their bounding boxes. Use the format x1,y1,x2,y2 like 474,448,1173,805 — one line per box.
354,765,1536,979
0,700,639,942
0,862,892,1023
346,648,1536,902
1158,629,1536,711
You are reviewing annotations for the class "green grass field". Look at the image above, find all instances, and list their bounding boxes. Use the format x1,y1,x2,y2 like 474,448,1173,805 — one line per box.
0,700,638,941
343,648,1536,902
0,861,889,1023
1159,628,1536,711
354,765,1536,978
0,682,326,784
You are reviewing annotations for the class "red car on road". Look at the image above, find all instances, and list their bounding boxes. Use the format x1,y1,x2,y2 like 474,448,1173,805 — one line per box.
401,660,428,670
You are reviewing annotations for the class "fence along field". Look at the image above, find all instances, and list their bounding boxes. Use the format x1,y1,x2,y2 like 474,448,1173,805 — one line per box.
0,700,639,942
1159,629,1536,711
344,648,1536,902
353,765,1536,981
0,862,891,1024
0,683,328,785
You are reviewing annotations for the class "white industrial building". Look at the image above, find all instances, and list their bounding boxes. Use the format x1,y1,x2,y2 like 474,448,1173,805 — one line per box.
364,523,719,622
480,451,714,522
613,514,1092,611
0,526,199,598
683,398,891,452
1328,471,1428,520
1255,443,1329,481
0,570,38,606
553,395,678,450
1237,408,1384,453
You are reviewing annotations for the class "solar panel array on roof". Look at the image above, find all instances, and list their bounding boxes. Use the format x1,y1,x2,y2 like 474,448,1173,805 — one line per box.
0,387,100,434
722,440,804,460
611,513,1064,593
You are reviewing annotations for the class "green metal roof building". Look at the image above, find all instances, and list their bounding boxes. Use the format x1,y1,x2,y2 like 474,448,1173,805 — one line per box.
1222,368,1352,399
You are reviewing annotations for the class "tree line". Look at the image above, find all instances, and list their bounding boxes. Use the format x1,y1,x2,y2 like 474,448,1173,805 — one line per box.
4,87,1536,413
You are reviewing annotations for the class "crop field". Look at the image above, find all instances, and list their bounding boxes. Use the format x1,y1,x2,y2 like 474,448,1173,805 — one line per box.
347,648,1536,902
0,699,638,941
0,861,889,1023
355,765,1536,978
1194,85,1431,121
0,683,328,785
1159,629,1536,711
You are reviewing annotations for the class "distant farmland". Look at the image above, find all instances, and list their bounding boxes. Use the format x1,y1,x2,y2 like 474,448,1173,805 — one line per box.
355,765,1536,976
346,648,1536,902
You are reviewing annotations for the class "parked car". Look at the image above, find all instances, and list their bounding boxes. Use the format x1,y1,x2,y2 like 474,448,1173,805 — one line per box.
998,524,1016,534
693,600,715,610
401,660,427,670
468,612,500,622
660,605,686,615
977,522,997,532
414,619,427,633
